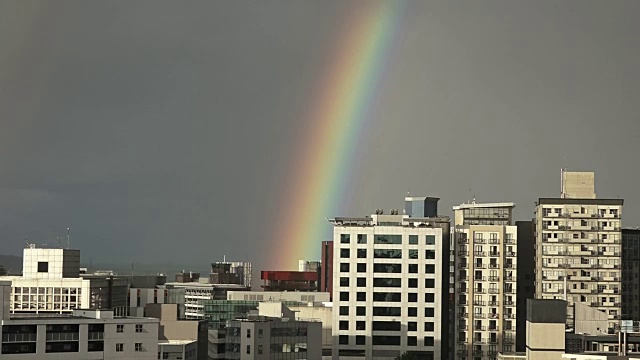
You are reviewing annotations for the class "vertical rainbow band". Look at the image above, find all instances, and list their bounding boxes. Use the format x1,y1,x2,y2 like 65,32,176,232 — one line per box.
272,2,405,269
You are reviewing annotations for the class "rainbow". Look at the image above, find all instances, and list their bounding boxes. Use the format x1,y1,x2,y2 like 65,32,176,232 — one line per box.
272,2,405,269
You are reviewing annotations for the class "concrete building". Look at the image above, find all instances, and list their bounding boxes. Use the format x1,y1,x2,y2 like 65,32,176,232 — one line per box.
226,291,330,303
0,280,159,359
330,197,450,359
158,340,198,360
289,303,333,358
535,171,623,330
164,282,249,319
224,302,322,360
260,271,318,292
622,229,640,321
127,287,185,317
209,262,252,288
0,246,128,316
525,299,567,360
453,202,519,359
320,241,334,301
145,303,208,360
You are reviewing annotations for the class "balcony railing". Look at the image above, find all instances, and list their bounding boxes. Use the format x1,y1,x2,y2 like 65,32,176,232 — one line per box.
475,264,487,269
475,276,487,282
459,251,469,256
504,263,514,269
488,288,500,294
503,301,514,306
474,326,486,331
475,288,486,294
488,326,499,332
506,251,517,257
488,338,499,344
458,263,468,269
458,300,468,305
504,338,515,344
488,313,500,319
489,252,500,257
488,276,500,281
488,301,499,306
458,313,468,318
504,313,515,319
458,288,468,293
474,238,486,244
473,300,485,306
474,252,487,257
458,238,469,244
473,350,484,356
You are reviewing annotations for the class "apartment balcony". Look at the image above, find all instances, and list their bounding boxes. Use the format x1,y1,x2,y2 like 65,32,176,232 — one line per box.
489,264,500,269
473,338,486,344
474,313,486,319
504,313,515,319
458,238,469,244
489,252,500,257
459,275,469,281
599,252,621,257
488,313,500,319
505,239,516,244
475,252,487,257
458,300,468,306
568,275,592,281
543,250,567,256
488,276,500,282
602,288,620,294
488,326,500,332
504,276,515,281
476,264,487,269
488,338,499,344
573,287,593,294
504,301,514,306
475,289,486,294
488,350,499,356
473,350,485,356
475,238,486,244
489,239,500,244
458,325,468,331
475,276,487,282
504,288,515,294
458,288,468,293
504,264,514,269
473,300,485,306
503,327,515,332
488,289,500,294
458,263,469,269
504,338,515,344
458,313,469,318
458,251,469,256
506,251,517,257
609,314,621,320
474,326,486,331
488,301,499,306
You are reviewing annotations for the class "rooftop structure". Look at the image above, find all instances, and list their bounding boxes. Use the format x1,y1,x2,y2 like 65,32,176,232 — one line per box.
260,271,318,292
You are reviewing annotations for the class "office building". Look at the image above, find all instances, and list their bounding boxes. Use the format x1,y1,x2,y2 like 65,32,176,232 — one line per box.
622,229,640,321
535,171,623,330
453,202,518,359
0,246,128,316
224,302,322,360
145,303,208,360
525,299,567,360
210,261,252,288
158,340,198,360
127,287,185,317
260,271,318,291
164,282,249,319
330,197,450,359
0,281,159,359
320,241,334,300
226,290,330,303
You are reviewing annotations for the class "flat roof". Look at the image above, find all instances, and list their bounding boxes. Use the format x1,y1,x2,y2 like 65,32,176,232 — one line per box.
159,339,197,345
453,202,515,210
538,198,623,205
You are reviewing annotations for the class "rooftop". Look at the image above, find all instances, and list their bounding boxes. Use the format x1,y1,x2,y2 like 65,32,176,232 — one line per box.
159,339,197,346
453,202,515,210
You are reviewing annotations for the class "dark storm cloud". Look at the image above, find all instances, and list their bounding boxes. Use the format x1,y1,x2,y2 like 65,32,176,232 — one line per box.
0,1,638,271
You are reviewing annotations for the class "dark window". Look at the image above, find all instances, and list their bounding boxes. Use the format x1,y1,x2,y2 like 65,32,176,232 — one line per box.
425,279,435,288
340,249,350,258
424,337,434,346
356,307,366,316
37,262,48,273
340,277,349,286
373,292,401,302
356,335,365,345
356,321,365,330
425,308,435,317
408,293,418,302
408,278,418,288
409,235,419,244
374,249,402,259
357,234,367,244
373,278,401,287
408,307,417,317
408,336,417,346
425,264,435,273
340,292,349,301
357,278,366,287
339,335,349,345
357,292,366,301
339,321,349,330
408,322,417,331
425,322,434,331
339,306,349,316
372,321,401,331
373,264,401,273
372,307,401,316
425,293,434,302
340,263,350,272
426,250,436,259
372,336,400,345
409,250,419,259
426,235,436,245
409,264,418,273
341,234,350,244
374,235,402,244
357,263,366,272
357,249,367,258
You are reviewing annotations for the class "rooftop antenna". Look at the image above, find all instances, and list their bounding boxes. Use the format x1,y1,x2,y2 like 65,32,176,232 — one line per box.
56,236,63,249
66,227,71,249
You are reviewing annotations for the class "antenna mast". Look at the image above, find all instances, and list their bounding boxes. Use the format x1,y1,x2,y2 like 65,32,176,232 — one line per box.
66,228,71,249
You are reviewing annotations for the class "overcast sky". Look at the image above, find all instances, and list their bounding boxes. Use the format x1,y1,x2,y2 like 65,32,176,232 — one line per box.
0,1,638,271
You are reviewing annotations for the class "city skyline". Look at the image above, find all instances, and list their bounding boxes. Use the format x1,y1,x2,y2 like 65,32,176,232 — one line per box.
1,1,639,271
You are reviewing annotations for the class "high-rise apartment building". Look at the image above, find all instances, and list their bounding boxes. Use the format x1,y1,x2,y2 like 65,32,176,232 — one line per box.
330,197,450,360
535,171,623,330
622,229,640,321
453,202,518,359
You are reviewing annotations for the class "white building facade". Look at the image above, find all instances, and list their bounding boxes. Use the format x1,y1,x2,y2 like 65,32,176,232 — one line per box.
330,206,450,360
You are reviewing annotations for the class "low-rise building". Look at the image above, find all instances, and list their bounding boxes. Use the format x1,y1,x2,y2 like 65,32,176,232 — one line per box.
226,291,330,303
164,282,249,319
158,339,198,360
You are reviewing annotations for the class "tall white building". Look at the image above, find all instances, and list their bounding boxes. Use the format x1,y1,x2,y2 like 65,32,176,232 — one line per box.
535,171,623,330
330,197,450,360
453,202,518,360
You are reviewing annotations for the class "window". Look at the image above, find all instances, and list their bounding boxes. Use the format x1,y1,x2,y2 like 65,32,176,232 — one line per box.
373,263,401,273
372,336,400,345
116,343,123,352
356,321,365,330
37,262,48,273
135,324,143,333
357,278,366,287
340,249,350,258
357,263,366,272
409,264,418,273
258,345,263,354
408,278,418,288
357,292,366,301
356,307,366,316
340,277,349,286
341,234,351,244
408,293,418,302
372,321,401,330
425,279,435,288
373,278,401,287
340,292,349,301
425,308,435,317
246,329,251,338
340,263,350,272
258,329,263,338
425,322,434,331
424,337,434,346
339,335,349,345
425,293,434,302
357,249,367,258
408,322,417,331
408,336,417,346
135,343,143,352
409,235,418,244
426,235,436,245
356,335,365,345
357,234,367,244
425,264,435,273
340,321,349,330
340,306,349,315
426,250,436,259
374,249,402,258
116,325,124,333
408,307,417,317
409,250,419,259
246,345,251,354
374,235,402,244
373,292,401,302
373,307,401,316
